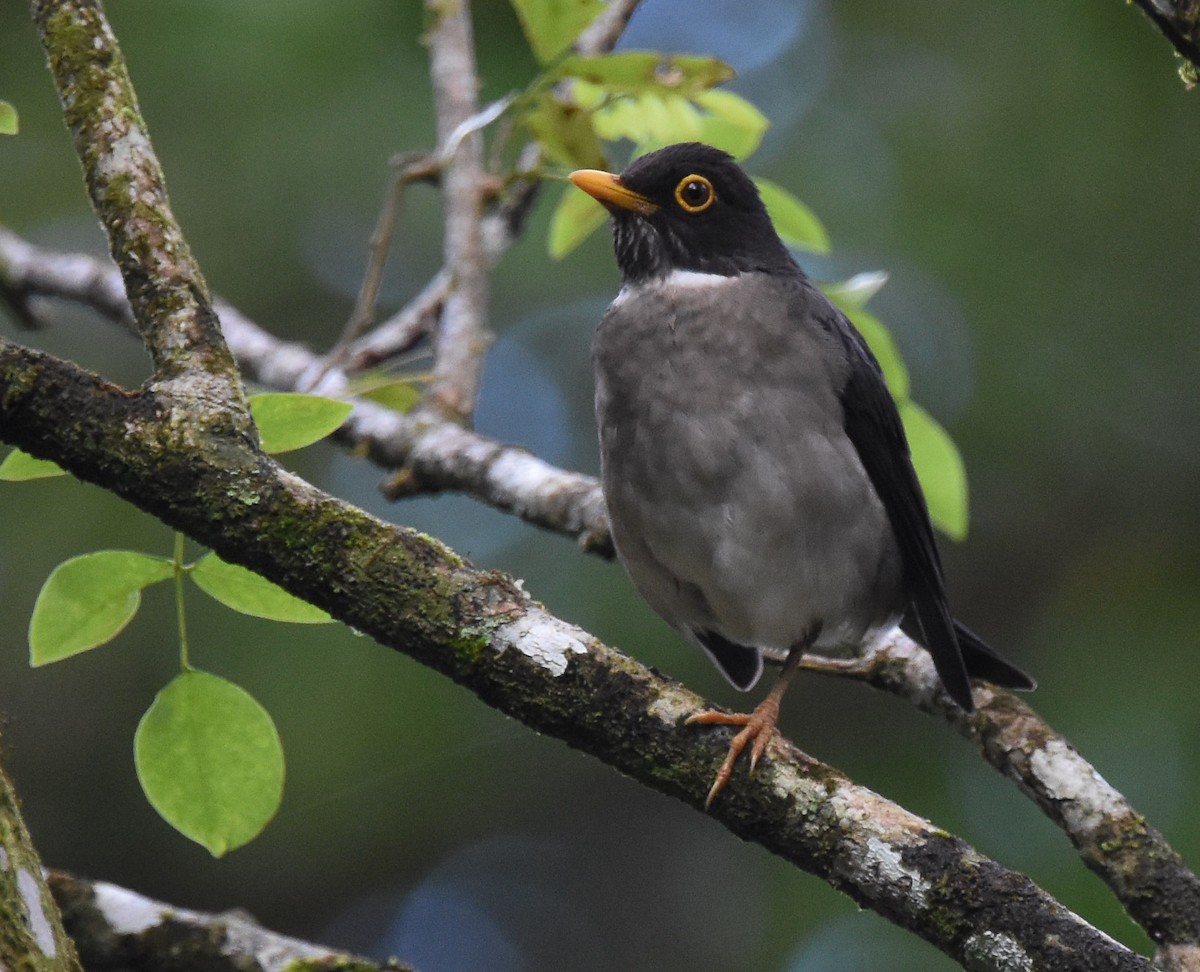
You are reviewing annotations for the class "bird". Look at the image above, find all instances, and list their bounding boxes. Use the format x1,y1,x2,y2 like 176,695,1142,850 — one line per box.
569,142,1035,807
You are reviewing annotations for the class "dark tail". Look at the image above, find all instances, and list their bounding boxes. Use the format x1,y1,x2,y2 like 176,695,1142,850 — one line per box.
952,620,1036,691
900,615,1037,704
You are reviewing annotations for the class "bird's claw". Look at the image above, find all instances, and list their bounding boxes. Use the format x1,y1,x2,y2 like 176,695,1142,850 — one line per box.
686,701,782,808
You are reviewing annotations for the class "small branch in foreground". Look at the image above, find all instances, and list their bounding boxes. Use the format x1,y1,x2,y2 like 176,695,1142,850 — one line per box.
344,268,451,373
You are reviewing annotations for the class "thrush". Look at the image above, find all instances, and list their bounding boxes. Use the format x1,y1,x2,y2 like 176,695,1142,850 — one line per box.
570,143,1034,806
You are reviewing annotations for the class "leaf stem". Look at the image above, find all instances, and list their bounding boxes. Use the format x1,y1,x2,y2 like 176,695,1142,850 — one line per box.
173,531,191,671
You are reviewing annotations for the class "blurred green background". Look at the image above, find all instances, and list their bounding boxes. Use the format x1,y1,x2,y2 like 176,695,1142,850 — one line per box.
3,1,1199,969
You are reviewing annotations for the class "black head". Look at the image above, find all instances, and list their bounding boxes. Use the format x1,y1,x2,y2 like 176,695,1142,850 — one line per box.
569,142,796,284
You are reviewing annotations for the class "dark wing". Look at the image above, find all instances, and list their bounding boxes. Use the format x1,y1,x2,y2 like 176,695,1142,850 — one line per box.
694,629,764,692
818,299,975,710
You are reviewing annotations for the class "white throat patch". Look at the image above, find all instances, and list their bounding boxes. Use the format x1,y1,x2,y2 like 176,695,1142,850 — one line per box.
612,269,738,308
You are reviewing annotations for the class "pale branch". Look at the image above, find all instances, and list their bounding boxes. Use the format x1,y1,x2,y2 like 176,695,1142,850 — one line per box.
0,228,613,552
804,637,1200,969
577,0,646,53
0,738,82,972
1128,0,1200,75
422,0,492,424
31,0,242,400
0,338,1154,972
343,267,451,373
47,873,409,972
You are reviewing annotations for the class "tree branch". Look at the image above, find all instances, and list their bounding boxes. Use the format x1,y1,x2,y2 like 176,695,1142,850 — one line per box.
0,337,1153,971
0,227,613,554
1128,0,1200,78
32,0,242,399
421,0,492,424
48,873,407,972
0,737,82,972
804,637,1200,969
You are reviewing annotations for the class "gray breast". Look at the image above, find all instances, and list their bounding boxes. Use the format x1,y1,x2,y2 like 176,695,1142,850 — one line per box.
593,270,903,660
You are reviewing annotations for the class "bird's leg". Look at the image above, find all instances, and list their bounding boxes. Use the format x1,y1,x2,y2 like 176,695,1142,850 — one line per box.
685,643,807,807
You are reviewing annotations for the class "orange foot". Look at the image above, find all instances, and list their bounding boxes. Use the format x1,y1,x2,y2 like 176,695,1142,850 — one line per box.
685,692,783,808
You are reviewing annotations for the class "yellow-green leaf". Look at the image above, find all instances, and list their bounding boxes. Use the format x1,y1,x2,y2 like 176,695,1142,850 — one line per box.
597,92,702,150
190,553,332,623
0,101,17,136
901,401,969,541
135,670,284,856
754,177,830,253
0,449,67,481
693,89,768,159
359,379,424,414
509,0,605,64
549,182,609,259
249,392,352,454
29,551,174,665
555,52,734,97
522,93,606,169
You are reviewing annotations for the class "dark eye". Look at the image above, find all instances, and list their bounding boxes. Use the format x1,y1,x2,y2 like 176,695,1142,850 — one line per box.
674,175,715,213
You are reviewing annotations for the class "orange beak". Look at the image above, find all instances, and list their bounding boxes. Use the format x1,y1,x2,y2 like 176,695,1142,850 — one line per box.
568,169,659,216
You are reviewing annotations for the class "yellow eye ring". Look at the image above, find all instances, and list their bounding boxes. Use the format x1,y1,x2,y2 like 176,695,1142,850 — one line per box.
674,175,715,213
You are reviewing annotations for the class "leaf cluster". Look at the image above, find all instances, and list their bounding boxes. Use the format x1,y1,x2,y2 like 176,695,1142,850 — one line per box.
2,392,350,855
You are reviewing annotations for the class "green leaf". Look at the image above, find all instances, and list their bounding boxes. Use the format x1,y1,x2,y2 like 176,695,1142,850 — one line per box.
555,52,735,97
693,89,768,159
359,379,424,414
548,181,609,259
754,177,830,253
0,101,17,136
190,553,332,623
509,0,605,64
249,392,353,454
522,93,606,169
901,401,969,541
29,551,174,665
135,670,284,856
0,449,67,481
596,92,702,149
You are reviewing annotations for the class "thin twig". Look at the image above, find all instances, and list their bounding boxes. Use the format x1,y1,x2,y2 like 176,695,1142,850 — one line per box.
345,267,452,371
311,152,441,388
